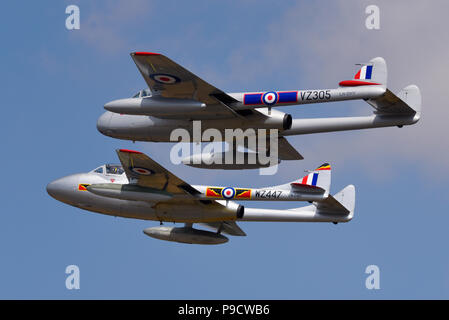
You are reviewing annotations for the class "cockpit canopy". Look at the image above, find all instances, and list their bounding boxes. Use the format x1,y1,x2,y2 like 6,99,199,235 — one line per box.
131,89,152,98
91,164,125,175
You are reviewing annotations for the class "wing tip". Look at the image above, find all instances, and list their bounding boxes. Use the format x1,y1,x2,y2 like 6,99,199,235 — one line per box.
118,149,143,154
132,51,161,56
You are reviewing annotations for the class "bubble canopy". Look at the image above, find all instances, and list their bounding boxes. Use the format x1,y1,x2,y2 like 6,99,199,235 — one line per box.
131,89,152,98
91,164,125,175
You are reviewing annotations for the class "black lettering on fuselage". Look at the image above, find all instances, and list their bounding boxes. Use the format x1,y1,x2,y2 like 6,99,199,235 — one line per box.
255,190,282,199
300,90,331,101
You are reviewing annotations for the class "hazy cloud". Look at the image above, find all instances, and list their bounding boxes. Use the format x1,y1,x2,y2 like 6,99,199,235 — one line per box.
74,0,152,53
221,1,448,181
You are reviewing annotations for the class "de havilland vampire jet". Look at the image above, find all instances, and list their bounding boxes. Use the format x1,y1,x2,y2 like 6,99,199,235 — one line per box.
97,52,422,168
47,149,355,245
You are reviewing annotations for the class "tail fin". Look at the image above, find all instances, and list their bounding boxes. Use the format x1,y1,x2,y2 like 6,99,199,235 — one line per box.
339,57,387,88
340,58,421,121
290,163,331,196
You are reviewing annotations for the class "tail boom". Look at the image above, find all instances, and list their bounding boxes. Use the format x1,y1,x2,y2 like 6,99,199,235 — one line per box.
239,206,352,223
283,113,419,136
239,185,355,223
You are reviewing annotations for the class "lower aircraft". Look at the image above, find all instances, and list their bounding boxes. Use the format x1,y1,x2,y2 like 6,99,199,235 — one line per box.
47,149,355,245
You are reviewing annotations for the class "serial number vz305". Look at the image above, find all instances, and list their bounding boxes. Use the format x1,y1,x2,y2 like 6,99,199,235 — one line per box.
299,90,331,101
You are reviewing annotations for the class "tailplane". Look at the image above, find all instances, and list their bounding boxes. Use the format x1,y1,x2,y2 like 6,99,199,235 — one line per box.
315,184,355,219
287,184,356,223
367,84,421,119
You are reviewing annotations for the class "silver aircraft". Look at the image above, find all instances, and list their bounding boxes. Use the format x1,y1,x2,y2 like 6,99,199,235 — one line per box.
47,149,355,245
97,52,422,168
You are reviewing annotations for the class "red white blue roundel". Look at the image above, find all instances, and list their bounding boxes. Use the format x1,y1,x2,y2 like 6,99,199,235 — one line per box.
130,167,154,175
262,91,278,105
150,73,180,85
222,187,235,199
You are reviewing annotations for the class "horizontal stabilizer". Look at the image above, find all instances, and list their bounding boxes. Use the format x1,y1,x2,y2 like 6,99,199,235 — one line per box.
289,183,325,194
366,84,421,117
315,184,355,216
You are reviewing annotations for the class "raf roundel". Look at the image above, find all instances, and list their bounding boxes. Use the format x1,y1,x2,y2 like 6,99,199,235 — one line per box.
262,91,278,105
222,187,236,199
150,73,181,85
130,167,154,176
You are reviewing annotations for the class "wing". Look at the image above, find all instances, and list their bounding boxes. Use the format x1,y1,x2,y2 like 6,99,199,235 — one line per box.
277,137,303,160
116,148,192,194
240,136,303,161
200,221,247,236
131,52,240,118
116,149,235,214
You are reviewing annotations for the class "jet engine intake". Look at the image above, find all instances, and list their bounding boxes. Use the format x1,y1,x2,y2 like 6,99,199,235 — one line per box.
244,108,292,130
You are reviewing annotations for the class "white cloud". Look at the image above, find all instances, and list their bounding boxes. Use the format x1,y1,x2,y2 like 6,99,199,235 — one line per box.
73,0,152,53
221,0,449,181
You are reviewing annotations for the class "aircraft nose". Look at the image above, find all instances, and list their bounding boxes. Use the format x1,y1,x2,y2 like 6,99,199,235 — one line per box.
96,111,112,135
46,175,79,202
46,179,62,199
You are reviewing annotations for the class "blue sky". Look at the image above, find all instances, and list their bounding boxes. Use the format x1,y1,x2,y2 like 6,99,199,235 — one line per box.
1,0,448,299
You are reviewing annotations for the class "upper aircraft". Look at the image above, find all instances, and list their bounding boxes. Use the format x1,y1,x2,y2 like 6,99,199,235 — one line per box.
47,149,354,245
97,52,421,169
